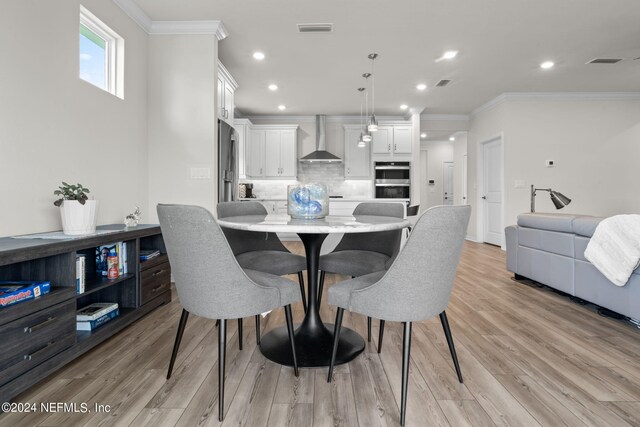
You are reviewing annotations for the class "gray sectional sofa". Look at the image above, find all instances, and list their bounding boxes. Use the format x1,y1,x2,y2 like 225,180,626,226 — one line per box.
505,213,640,321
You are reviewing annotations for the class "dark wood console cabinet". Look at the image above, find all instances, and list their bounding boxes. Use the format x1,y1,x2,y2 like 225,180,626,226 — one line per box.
0,225,171,403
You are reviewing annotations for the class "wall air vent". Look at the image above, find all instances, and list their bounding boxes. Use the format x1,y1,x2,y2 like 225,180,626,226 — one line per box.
587,58,623,64
435,79,452,87
297,23,333,33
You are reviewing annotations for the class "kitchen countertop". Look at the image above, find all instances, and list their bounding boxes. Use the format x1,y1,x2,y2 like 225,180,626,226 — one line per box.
238,198,410,202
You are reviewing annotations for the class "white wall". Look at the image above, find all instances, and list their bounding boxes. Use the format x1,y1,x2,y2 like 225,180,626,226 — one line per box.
0,0,148,237
468,95,640,242
147,35,219,222
420,140,454,210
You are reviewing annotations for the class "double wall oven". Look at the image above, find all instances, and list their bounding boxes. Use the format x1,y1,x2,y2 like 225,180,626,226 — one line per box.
374,161,410,199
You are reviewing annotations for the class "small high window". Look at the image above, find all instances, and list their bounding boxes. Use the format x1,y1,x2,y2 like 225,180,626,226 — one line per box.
79,6,124,98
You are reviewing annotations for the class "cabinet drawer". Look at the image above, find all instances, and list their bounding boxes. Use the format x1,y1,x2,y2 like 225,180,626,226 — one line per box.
0,299,76,386
141,261,171,305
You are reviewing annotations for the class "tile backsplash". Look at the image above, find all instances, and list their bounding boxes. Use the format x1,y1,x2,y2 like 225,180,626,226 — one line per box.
242,161,373,199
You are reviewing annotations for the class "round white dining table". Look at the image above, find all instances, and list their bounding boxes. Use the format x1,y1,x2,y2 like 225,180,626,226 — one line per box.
217,213,411,368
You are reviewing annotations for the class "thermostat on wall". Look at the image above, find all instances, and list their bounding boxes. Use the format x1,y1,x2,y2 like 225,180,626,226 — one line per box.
428,180,435,185
545,160,555,167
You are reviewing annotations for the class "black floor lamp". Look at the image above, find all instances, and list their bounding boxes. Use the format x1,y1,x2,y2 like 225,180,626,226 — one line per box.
530,185,571,212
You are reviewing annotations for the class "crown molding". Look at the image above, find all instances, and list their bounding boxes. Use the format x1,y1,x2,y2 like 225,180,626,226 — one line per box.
149,21,227,38
112,0,228,39
471,92,640,116
421,114,469,121
246,115,409,124
217,60,238,90
112,0,151,32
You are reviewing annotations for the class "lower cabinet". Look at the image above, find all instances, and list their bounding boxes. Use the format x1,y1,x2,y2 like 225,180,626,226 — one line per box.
0,225,172,403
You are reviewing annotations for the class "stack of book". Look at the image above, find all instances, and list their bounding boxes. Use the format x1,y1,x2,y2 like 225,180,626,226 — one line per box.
0,281,51,307
140,249,161,261
76,302,119,331
76,254,86,294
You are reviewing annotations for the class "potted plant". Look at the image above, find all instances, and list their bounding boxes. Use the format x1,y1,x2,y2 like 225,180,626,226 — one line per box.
54,182,98,235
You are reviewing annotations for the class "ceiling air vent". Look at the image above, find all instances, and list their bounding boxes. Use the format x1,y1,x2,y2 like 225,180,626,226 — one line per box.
435,79,452,87
297,23,333,33
587,58,623,64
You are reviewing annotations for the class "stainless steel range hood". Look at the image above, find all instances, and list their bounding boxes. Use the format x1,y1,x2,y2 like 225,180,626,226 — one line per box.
299,115,342,163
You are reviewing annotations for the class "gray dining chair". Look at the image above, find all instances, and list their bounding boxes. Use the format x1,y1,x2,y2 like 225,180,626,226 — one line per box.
326,205,471,426
158,204,300,421
217,201,307,347
318,202,404,351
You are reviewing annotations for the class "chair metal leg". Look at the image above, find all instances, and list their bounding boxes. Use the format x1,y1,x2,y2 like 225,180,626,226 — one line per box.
297,272,307,314
439,311,463,383
367,316,372,342
317,271,325,310
400,322,412,426
218,319,227,421
167,309,189,379
238,318,243,350
327,307,344,383
378,319,385,354
284,305,299,377
255,315,261,345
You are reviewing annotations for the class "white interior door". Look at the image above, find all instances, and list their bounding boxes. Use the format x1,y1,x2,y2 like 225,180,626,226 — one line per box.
482,138,503,246
443,161,454,205
462,154,468,204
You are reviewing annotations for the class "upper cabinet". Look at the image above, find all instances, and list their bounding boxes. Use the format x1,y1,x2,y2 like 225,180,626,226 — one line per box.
246,125,298,179
217,61,238,125
344,126,372,179
234,118,252,179
371,124,413,157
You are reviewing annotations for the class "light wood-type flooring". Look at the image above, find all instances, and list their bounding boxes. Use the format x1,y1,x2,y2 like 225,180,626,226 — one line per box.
5,241,640,426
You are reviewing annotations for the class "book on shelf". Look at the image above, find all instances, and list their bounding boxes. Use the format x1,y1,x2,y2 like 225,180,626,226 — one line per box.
76,302,118,321
0,281,51,307
76,308,120,331
140,249,161,261
96,242,128,278
76,254,86,294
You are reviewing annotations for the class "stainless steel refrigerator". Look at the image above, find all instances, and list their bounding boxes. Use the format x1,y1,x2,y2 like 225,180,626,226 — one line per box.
218,120,238,203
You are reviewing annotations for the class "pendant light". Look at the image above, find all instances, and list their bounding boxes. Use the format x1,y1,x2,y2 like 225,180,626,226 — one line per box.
357,87,366,147
367,53,379,132
362,73,372,142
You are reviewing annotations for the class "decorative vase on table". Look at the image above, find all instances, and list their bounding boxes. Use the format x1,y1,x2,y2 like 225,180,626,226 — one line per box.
60,200,98,235
288,183,329,219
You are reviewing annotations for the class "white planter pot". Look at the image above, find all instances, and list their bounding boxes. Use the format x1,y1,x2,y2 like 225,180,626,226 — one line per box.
60,200,98,235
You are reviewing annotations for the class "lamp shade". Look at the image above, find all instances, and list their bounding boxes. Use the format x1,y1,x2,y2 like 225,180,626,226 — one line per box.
549,191,571,209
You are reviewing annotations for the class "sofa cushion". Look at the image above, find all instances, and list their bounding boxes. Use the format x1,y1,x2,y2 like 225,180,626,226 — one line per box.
572,216,603,238
518,213,580,233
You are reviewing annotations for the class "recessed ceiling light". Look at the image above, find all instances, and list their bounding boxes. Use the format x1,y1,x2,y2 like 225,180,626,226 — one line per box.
436,50,458,62
253,51,265,60
449,136,455,141
278,105,286,111
420,133,427,138
400,104,408,110
540,61,554,69
416,83,427,91
268,84,278,91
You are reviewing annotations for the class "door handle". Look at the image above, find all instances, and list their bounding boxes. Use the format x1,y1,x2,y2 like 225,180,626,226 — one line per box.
482,196,487,199
388,144,391,151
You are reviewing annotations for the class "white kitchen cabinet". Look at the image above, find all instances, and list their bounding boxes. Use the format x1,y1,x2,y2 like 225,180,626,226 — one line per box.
371,124,413,157
217,61,237,124
344,127,371,178
247,125,298,178
234,119,252,179
247,128,265,177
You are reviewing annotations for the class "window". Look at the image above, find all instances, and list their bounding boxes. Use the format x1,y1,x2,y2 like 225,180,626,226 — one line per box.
79,6,124,98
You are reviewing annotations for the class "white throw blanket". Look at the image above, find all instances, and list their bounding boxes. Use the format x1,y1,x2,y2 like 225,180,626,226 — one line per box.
584,214,640,286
